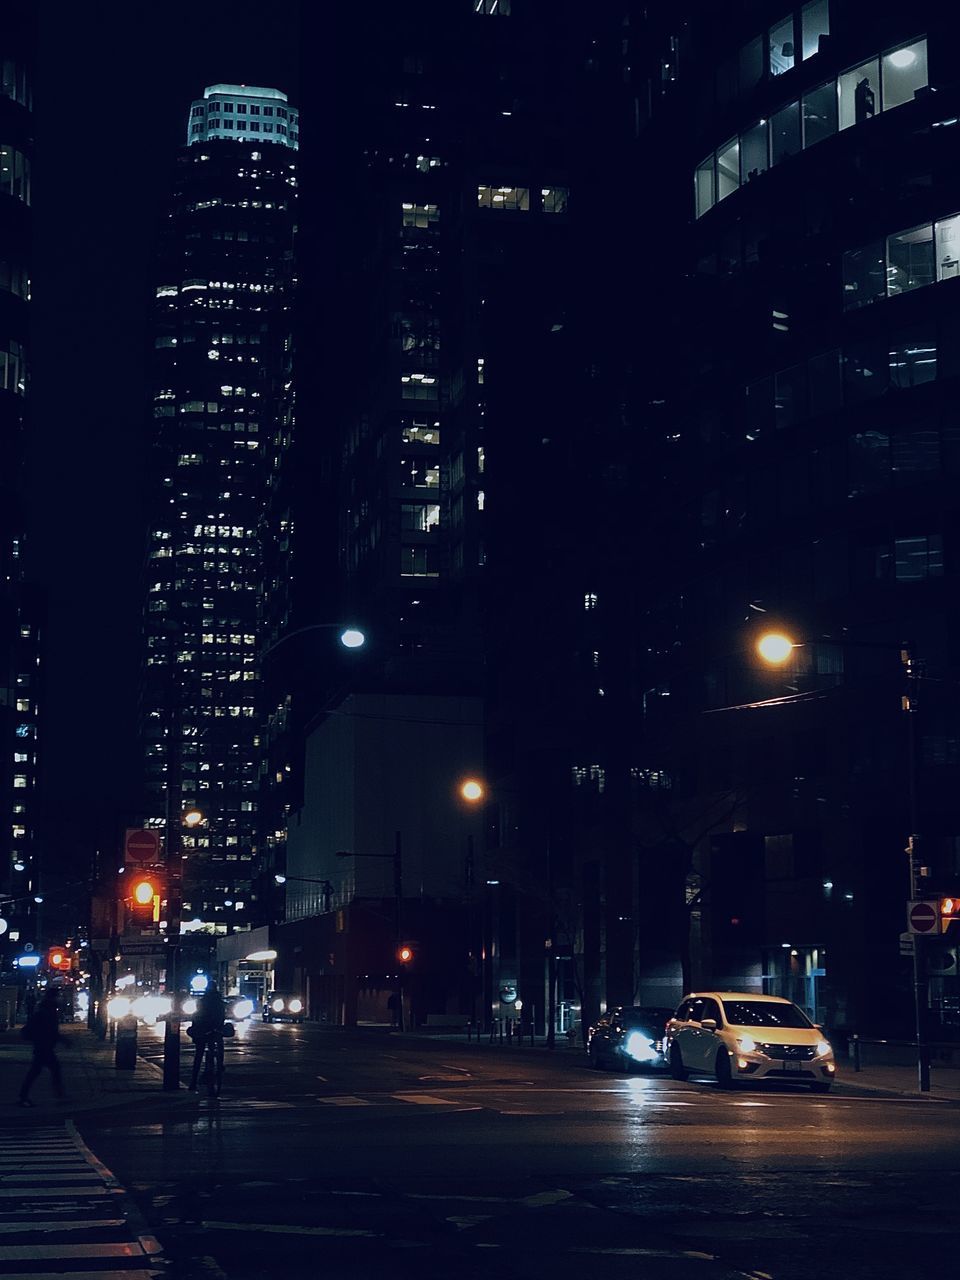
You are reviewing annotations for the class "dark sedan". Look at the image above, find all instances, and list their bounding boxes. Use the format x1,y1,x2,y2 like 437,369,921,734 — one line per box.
586,1006,673,1072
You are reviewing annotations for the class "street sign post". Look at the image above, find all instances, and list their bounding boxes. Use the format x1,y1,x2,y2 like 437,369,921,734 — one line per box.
907,900,940,935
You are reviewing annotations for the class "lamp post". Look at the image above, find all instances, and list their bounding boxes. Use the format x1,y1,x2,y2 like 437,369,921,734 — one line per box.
756,628,930,1091
162,804,202,1092
274,873,334,914
458,779,485,1031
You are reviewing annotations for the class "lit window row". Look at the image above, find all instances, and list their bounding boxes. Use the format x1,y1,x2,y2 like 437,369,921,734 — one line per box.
696,38,927,217
843,214,960,309
477,186,568,213
0,145,30,205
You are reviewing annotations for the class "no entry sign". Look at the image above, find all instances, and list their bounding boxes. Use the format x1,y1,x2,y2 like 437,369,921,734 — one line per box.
124,828,161,866
907,900,940,935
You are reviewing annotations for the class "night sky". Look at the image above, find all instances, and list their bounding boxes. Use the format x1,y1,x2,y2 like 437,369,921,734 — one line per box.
25,3,299,881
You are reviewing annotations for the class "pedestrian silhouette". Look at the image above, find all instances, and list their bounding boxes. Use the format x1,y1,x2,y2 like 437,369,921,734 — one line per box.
18,987,64,1106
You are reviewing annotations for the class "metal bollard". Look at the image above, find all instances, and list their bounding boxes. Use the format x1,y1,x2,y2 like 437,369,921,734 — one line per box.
114,1014,138,1070
852,1034,861,1072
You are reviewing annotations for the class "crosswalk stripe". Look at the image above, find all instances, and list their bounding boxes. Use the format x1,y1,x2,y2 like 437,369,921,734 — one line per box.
0,1243,149,1261
392,1094,461,1106
0,1186,109,1198
0,1174,101,1183
0,1219,125,1234
0,1273,162,1280
319,1096,371,1107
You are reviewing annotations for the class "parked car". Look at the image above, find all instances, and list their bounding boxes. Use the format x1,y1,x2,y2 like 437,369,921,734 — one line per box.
586,1006,673,1072
664,992,836,1092
262,993,305,1023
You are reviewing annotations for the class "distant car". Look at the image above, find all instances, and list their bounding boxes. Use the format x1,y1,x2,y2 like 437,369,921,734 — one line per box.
229,997,255,1021
262,993,305,1023
664,992,836,1092
586,1006,673,1071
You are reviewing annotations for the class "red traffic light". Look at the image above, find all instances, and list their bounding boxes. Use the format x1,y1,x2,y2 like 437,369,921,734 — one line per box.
46,946,71,972
397,945,414,965
127,874,162,922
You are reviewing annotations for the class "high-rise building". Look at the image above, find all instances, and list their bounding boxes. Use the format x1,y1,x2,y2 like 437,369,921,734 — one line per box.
263,1,653,1028
140,84,296,940
645,0,960,1036
0,9,42,956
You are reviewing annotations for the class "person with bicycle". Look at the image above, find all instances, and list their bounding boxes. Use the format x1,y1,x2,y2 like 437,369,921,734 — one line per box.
188,982,226,1092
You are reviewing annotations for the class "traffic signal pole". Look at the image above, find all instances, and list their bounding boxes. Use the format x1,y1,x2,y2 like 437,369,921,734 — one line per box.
903,645,931,1093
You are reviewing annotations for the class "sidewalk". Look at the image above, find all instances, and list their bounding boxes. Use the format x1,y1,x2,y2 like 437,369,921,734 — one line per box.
0,1022,194,1122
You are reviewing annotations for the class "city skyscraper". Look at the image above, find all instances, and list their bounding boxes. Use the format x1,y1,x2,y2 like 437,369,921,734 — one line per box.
140,83,297,939
1,8,42,957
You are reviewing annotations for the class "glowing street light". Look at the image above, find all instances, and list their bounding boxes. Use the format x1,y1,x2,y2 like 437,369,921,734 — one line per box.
339,627,366,649
757,631,795,665
460,778,484,803
183,807,203,828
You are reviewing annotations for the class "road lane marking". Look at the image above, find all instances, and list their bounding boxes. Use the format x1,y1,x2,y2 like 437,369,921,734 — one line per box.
0,1220,125,1235
0,1243,149,1261
318,1096,371,1107
0,1187,109,1199
572,1247,715,1260
203,1220,379,1239
393,1094,461,1105
522,1190,573,1208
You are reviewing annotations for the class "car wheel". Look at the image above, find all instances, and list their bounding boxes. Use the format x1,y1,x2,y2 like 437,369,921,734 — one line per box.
714,1048,733,1088
669,1044,687,1081
809,1081,831,1093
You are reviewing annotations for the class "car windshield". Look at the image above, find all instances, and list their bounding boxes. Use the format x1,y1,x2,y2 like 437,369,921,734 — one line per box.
623,1008,672,1028
721,1000,812,1029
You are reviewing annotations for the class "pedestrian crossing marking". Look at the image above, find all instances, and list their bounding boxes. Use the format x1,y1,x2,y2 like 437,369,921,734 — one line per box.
0,1125,164,1276
319,1096,371,1106
392,1094,460,1105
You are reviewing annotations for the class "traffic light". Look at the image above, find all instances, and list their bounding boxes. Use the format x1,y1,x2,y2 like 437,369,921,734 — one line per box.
397,944,414,965
46,946,71,972
941,897,960,937
128,873,162,924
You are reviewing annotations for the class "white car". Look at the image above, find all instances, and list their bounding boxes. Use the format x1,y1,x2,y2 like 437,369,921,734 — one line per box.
664,992,836,1092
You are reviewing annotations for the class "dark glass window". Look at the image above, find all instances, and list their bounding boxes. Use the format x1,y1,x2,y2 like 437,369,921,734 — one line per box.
802,81,837,146
771,101,801,164
740,121,768,182
842,241,885,310
889,334,937,388
844,339,889,403
887,225,934,296
849,431,891,497
774,363,807,428
839,59,879,129
769,16,796,77
808,350,842,415
739,37,764,95
895,535,943,581
801,1,829,61
892,427,940,482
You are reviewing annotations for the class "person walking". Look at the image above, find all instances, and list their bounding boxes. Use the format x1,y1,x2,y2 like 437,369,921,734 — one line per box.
18,987,64,1107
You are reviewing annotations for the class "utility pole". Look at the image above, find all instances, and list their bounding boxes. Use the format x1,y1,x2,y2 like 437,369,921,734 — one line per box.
394,830,404,1033
903,642,930,1093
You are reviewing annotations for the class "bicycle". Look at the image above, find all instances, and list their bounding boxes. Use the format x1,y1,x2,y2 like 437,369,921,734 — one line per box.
195,1029,225,1098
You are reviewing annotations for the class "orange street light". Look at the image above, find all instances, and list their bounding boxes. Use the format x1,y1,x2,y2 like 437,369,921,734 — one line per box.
757,631,795,665
460,779,484,803
183,807,203,828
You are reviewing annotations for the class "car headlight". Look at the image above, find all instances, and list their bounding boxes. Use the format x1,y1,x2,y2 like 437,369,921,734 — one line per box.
182,997,197,1016
288,998,303,1014
624,1031,659,1062
232,998,254,1020
107,996,130,1019
736,1034,758,1054
815,1039,832,1058
271,998,285,1012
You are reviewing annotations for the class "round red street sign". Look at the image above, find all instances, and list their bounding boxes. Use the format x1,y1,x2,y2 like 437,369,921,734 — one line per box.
124,828,160,865
909,901,938,934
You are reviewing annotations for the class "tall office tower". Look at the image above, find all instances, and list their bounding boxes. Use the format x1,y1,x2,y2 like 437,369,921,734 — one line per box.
140,84,297,940
0,11,42,957
644,1,960,1035
263,2,658,1030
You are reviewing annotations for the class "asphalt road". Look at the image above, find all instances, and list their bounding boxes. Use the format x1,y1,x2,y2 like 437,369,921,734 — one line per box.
75,1021,960,1280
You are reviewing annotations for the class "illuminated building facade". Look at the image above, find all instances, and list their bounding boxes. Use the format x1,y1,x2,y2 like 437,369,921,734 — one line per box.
140,84,296,938
0,9,42,956
645,0,960,1035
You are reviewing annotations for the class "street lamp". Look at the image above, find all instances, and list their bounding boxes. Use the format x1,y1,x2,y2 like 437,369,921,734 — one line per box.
261,622,367,661
460,778,484,803
273,873,334,913
755,625,930,1090
756,631,795,665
